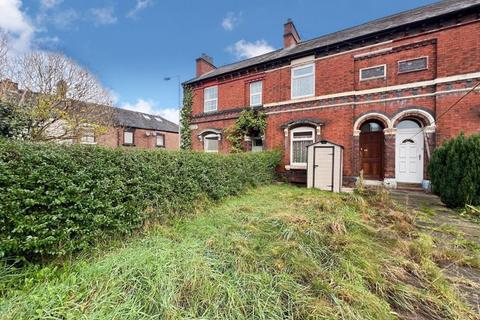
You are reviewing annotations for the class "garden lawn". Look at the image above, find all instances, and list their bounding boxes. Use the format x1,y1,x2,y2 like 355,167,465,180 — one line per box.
0,184,476,319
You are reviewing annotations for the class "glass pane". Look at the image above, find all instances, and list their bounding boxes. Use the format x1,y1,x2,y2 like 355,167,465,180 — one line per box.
124,132,133,144
156,135,164,146
250,81,262,94
204,86,217,100
360,122,383,133
292,75,314,97
293,65,313,77
397,120,421,129
250,93,261,106
204,137,219,152
204,100,217,112
293,131,313,139
292,140,310,163
399,57,427,73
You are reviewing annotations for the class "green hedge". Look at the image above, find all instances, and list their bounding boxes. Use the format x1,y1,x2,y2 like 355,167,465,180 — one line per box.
0,140,281,260
428,133,480,208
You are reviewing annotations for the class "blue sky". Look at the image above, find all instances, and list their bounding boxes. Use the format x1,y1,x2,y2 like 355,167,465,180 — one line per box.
1,0,437,123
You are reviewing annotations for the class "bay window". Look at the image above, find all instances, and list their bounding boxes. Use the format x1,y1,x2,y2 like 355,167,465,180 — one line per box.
291,64,315,99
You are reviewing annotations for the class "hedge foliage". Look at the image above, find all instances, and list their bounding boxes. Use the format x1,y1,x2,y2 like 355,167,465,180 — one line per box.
0,139,281,260
428,133,480,208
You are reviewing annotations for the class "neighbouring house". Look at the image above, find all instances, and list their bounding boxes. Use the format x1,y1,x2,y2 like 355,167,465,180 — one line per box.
95,108,179,150
0,79,180,150
183,0,480,188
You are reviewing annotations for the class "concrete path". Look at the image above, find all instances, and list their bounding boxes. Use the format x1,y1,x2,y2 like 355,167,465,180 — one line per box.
390,190,480,314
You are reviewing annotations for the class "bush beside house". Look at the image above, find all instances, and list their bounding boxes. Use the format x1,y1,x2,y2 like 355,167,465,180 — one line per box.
0,139,281,260
428,133,480,208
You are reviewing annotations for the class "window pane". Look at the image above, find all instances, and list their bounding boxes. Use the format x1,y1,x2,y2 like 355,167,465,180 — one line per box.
204,100,217,112
250,81,262,94
124,131,133,144
292,140,310,163
293,65,313,77
204,86,217,100
250,93,261,106
292,75,314,98
397,120,421,129
293,131,313,139
204,136,219,152
156,135,164,146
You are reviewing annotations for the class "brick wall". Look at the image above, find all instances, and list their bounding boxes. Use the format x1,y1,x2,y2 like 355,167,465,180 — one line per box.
97,127,179,150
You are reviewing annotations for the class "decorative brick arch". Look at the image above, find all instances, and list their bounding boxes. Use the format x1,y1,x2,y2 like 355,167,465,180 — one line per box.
391,109,436,133
353,112,392,136
197,128,222,141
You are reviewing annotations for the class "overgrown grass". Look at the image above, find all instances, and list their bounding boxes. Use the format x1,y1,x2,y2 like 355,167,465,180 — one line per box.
0,185,476,319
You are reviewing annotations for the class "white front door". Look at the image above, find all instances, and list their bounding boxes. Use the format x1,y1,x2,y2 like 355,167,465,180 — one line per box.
395,129,424,183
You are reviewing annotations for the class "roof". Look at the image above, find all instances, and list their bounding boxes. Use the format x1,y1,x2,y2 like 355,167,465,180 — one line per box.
185,0,480,85
114,108,179,132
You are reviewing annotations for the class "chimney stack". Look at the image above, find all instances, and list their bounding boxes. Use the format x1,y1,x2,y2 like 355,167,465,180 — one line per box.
56,80,68,98
283,19,301,48
196,53,216,77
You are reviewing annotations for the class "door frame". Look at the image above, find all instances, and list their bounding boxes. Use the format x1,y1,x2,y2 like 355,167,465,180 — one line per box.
395,128,424,183
313,146,335,192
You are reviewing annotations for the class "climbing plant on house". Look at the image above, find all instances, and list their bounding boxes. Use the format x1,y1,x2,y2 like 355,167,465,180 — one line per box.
180,86,193,150
226,107,267,153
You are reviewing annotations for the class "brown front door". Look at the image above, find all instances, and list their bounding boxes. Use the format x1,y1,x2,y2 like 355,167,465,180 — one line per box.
360,132,384,180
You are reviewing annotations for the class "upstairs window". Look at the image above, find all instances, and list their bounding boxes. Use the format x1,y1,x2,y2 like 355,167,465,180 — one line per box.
360,65,386,81
204,86,218,112
204,134,219,153
291,64,315,99
156,133,165,147
398,57,428,74
250,81,262,106
290,127,315,165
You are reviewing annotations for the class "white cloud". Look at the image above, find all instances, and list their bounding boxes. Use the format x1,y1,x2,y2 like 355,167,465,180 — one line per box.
90,7,117,26
121,99,179,124
41,0,63,9
0,0,35,53
221,12,241,31
228,39,274,59
127,0,154,18
51,8,79,30
157,108,179,124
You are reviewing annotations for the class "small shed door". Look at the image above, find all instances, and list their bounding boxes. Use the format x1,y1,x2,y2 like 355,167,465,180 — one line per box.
313,147,334,191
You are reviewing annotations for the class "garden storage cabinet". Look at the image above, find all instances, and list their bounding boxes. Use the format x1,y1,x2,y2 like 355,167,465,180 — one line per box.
307,141,344,192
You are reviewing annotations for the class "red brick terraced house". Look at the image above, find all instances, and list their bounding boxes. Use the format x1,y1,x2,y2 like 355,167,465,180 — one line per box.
96,108,180,150
183,0,480,189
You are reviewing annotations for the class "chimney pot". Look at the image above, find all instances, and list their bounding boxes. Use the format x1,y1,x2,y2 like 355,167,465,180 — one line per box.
283,19,301,48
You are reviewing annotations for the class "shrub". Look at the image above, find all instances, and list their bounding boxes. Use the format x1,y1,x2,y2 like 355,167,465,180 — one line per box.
0,139,281,260
428,133,480,208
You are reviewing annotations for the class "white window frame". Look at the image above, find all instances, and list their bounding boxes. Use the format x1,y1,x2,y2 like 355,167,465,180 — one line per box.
397,56,429,74
203,86,218,113
80,126,96,145
290,126,315,166
156,133,165,147
359,64,387,81
124,130,134,145
291,63,315,99
249,81,263,107
203,133,219,153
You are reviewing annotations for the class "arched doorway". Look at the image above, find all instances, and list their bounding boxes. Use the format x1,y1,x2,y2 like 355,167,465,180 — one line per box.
359,120,384,180
395,119,424,183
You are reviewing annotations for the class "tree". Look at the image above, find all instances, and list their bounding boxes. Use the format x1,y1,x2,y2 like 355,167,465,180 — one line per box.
1,50,114,142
